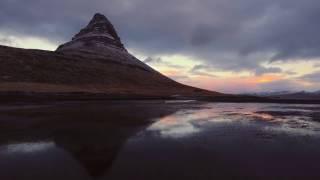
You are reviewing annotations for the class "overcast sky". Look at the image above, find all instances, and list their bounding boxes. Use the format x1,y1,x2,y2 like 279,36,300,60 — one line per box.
1,0,320,93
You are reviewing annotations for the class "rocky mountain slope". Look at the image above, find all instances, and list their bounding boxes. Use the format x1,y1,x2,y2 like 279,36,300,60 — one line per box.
0,13,221,98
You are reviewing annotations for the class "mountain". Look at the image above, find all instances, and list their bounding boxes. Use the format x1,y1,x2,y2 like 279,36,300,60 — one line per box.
246,91,294,97
0,13,222,99
314,90,320,95
58,13,126,52
268,91,320,100
56,13,155,75
249,91,320,100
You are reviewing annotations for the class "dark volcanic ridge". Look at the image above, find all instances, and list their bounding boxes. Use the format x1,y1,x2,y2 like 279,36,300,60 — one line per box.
0,13,222,99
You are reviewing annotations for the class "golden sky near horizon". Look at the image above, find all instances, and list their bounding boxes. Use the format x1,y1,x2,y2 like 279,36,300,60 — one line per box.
131,48,320,93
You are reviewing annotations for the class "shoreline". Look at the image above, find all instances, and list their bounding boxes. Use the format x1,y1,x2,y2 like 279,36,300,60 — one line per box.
1,91,320,104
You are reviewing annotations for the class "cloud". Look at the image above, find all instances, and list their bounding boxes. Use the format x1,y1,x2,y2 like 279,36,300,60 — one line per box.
257,72,320,92
0,32,57,50
285,71,298,76
144,57,161,64
300,71,320,83
190,65,211,72
191,71,218,78
258,79,302,92
0,37,15,46
143,57,184,69
190,63,282,76
1,0,320,70
168,75,190,81
189,65,218,77
254,67,282,76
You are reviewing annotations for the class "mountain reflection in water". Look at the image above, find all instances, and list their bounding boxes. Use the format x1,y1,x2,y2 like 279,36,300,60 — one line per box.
0,101,320,179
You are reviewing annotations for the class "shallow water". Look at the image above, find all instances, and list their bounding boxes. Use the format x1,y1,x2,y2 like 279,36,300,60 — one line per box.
0,101,320,179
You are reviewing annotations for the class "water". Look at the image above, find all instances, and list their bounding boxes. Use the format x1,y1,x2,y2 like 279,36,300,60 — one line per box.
0,101,320,179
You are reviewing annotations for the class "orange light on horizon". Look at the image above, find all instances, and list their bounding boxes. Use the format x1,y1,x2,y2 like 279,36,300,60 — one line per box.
159,67,293,93
256,75,282,83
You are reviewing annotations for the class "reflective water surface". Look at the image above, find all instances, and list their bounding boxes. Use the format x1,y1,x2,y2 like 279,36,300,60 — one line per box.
0,101,320,179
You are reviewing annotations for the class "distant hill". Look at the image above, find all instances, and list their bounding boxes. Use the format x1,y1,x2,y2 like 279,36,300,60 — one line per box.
0,13,221,99
270,91,320,100
247,91,320,100
246,91,294,97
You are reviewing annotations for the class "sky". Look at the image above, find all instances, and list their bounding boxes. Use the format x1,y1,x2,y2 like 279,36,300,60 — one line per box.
1,0,320,93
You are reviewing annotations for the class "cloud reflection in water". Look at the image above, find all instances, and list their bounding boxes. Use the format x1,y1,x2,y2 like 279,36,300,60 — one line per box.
146,103,320,138
1,142,55,154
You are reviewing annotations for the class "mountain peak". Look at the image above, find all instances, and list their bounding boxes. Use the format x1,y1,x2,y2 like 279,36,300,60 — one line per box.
57,13,125,53
90,13,109,23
